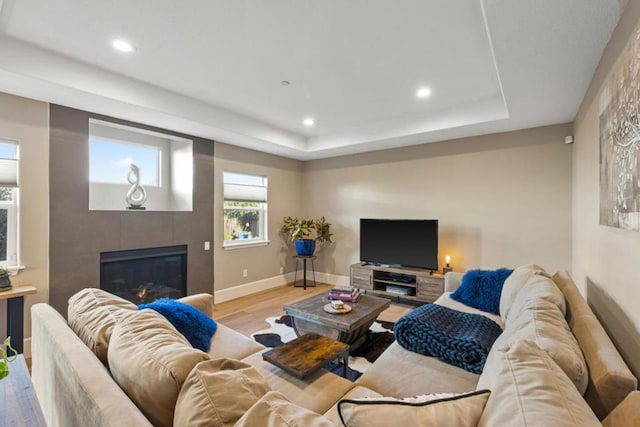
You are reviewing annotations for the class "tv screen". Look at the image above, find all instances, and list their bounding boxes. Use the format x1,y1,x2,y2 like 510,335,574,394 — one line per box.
360,219,438,270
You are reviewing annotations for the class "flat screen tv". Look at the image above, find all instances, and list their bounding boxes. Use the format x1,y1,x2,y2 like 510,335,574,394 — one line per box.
360,219,438,270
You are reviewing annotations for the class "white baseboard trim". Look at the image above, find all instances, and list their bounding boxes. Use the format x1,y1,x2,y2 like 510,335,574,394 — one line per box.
215,273,293,304
313,272,350,287
214,272,351,303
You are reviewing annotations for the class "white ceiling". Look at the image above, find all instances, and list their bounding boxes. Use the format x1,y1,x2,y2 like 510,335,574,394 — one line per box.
0,0,621,160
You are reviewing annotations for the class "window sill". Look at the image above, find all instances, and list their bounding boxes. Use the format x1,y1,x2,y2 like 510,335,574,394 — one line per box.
223,240,270,250
6,265,26,276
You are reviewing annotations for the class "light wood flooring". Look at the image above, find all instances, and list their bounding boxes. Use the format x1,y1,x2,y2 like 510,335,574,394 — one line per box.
212,282,414,337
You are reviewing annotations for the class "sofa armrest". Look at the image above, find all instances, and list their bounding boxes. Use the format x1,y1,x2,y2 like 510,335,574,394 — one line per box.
603,391,640,427
179,293,214,318
444,272,464,292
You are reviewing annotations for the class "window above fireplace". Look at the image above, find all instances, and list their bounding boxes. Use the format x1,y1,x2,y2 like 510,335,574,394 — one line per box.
88,119,193,212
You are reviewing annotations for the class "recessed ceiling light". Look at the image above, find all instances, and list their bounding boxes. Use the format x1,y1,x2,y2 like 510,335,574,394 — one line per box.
303,118,315,127
112,39,135,53
416,87,432,98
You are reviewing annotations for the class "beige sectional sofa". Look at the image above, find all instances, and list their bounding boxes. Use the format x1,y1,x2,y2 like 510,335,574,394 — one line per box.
31,267,638,426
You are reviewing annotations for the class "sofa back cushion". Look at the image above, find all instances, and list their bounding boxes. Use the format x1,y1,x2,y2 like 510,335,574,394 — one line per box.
504,273,565,326
67,288,137,365
174,358,270,427
494,297,588,394
108,309,210,427
477,339,600,426
500,264,549,323
499,264,549,322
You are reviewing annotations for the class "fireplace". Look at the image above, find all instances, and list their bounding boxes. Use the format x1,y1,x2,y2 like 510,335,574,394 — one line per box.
100,245,187,304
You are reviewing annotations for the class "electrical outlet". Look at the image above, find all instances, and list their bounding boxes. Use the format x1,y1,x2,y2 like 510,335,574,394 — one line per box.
243,269,248,277
279,267,284,274
204,241,210,251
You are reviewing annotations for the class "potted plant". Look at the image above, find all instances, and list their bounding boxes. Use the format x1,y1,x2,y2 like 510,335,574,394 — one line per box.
0,267,11,291
281,216,333,256
0,336,17,380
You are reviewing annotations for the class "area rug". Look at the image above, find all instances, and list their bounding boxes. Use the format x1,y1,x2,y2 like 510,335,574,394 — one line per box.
252,315,395,381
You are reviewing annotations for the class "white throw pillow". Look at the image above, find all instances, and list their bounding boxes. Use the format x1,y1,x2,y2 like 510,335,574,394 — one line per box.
337,390,490,427
477,339,599,427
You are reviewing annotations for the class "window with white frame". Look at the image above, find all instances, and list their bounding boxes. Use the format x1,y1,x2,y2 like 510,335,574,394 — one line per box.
88,119,194,212
0,139,19,266
223,172,268,247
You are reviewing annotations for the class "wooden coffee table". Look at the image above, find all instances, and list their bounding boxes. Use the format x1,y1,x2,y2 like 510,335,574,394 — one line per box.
284,293,391,352
262,332,349,379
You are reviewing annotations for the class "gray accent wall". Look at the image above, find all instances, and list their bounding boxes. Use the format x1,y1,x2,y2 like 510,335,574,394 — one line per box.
49,104,214,315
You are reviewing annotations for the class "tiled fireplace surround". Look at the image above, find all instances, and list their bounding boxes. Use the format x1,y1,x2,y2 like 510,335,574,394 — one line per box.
49,105,215,315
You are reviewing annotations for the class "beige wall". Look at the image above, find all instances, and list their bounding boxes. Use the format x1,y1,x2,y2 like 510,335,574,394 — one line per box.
572,0,640,378
214,142,304,292
0,92,49,353
303,124,573,276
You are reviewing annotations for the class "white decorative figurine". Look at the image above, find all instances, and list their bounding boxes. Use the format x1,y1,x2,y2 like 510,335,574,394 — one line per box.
126,163,147,210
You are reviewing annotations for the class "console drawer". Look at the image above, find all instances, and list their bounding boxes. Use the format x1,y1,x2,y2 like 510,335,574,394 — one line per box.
416,276,444,302
351,267,373,289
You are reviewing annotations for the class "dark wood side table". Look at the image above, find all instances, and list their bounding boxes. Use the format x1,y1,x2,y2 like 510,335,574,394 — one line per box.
262,332,349,379
0,354,46,427
0,284,37,354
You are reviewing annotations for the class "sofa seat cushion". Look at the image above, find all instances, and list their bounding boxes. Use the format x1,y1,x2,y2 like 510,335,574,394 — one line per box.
355,341,479,397
496,297,588,394
67,288,137,365
235,391,336,427
174,358,271,427
476,339,600,426
241,350,356,415
394,304,502,374
108,309,210,427
337,390,490,427
435,293,503,328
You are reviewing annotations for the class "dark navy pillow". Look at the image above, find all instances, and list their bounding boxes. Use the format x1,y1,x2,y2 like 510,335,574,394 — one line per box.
450,268,513,315
139,298,217,352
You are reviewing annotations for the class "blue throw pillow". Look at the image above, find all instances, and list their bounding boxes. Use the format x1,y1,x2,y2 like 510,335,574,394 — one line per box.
450,268,513,315
139,299,217,352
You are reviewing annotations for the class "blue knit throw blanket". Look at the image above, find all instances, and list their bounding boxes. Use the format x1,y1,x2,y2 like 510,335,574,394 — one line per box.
394,304,502,374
